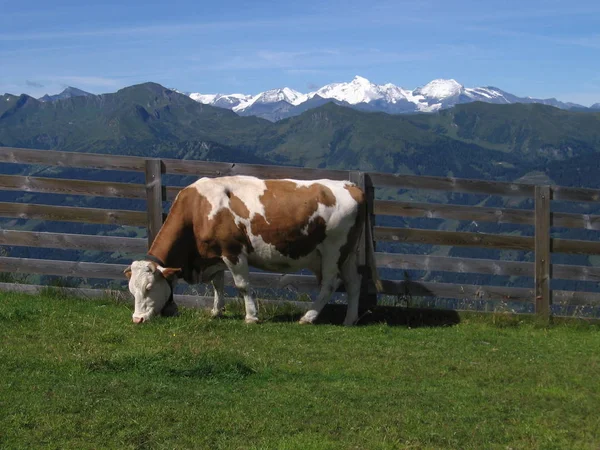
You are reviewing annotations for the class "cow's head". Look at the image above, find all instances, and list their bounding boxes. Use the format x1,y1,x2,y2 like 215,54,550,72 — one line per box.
124,260,181,324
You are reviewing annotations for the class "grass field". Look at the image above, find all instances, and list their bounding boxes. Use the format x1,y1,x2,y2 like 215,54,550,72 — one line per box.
1,290,600,449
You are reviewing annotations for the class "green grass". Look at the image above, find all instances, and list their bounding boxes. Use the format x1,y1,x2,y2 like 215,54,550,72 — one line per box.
1,291,600,449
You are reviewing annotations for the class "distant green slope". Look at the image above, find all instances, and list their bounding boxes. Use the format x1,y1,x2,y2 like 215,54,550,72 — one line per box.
2,82,600,185
0,83,270,156
405,102,600,160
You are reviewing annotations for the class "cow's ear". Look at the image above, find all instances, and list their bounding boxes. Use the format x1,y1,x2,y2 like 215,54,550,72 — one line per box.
124,266,132,279
159,267,181,280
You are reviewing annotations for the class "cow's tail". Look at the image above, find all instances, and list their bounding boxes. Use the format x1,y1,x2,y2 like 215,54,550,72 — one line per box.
364,209,383,292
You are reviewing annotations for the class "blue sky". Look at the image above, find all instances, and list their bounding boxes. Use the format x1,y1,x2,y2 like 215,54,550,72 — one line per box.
1,0,600,105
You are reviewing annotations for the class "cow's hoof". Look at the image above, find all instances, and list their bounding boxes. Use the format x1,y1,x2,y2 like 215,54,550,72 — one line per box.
299,311,317,324
244,317,260,324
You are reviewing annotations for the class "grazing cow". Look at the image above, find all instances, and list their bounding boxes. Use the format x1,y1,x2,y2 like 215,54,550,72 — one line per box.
125,175,380,325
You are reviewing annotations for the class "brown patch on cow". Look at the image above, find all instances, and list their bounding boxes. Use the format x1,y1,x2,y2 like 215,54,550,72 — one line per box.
148,185,255,280
194,207,253,265
344,184,364,204
250,180,336,259
148,187,197,271
228,192,250,219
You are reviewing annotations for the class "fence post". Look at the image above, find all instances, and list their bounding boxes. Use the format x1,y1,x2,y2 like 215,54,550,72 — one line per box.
534,185,551,323
349,171,378,312
145,159,165,249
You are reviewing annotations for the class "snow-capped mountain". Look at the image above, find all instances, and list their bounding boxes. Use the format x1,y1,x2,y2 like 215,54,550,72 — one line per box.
188,76,592,121
308,75,410,105
188,93,251,109
233,87,307,112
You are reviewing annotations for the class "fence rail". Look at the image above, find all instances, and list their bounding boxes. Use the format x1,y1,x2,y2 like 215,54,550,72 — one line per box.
2,146,600,322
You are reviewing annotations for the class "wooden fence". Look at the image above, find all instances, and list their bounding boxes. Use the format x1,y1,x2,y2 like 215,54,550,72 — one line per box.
1,145,600,322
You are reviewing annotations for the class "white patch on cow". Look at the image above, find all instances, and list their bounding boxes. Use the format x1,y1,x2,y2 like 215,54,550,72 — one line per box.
191,176,267,221
128,260,172,323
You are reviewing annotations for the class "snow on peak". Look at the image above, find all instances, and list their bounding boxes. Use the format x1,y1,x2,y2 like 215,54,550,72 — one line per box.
415,79,463,99
310,76,408,105
232,87,307,112
257,87,306,105
189,93,217,103
189,92,252,108
185,75,575,117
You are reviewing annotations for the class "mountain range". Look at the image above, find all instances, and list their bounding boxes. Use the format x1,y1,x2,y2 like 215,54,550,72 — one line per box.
2,81,600,187
186,76,600,121
27,76,600,123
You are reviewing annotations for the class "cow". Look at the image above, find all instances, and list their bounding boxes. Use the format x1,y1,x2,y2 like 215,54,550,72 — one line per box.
124,175,381,326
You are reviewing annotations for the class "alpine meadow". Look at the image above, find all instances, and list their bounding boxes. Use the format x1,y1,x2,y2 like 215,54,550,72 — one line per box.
3,0,600,447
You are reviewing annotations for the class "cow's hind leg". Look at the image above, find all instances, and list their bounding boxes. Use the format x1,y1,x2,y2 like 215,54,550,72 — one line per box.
340,253,361,326
210,270,225,318
299,259,339,325
223,254,259,324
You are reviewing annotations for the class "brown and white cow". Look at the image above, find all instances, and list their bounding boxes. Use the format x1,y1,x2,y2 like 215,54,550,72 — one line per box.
125,175,380,325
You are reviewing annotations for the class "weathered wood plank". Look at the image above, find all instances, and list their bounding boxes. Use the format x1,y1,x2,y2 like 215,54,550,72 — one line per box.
166,186,182,201
374,200,600,230
145,159,164,247
0,230,147,253
0,147,146,171
0,282,312,311
552,185,600,203
368,173,536,198
0,202,146,226
375,252,600,282
0,256,128,279
552,212,600,230
552,238,600,255
0,282,133,300
535,186,551,322
0,174,146,199
162,158,350,180
553,264,600,282
375,253,534,277
553,290,600,306
349,171,378,308
349,172,367,267
374,227,534,250
0,252,319,288
374,200,533,225
374,226,600,255
379,279,533,302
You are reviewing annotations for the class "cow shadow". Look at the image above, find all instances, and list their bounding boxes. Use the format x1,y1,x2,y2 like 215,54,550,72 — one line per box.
245,281,461,328
315,304,461,328
227,302,460,328
264,304,460,328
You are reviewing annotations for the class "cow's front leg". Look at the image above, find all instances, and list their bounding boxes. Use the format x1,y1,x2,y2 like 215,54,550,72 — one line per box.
210,270,225,318
223,254,258,324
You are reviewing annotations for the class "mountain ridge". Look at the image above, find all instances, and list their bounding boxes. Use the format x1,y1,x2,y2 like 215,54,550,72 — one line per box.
2,82,600,187
187,75,595,121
